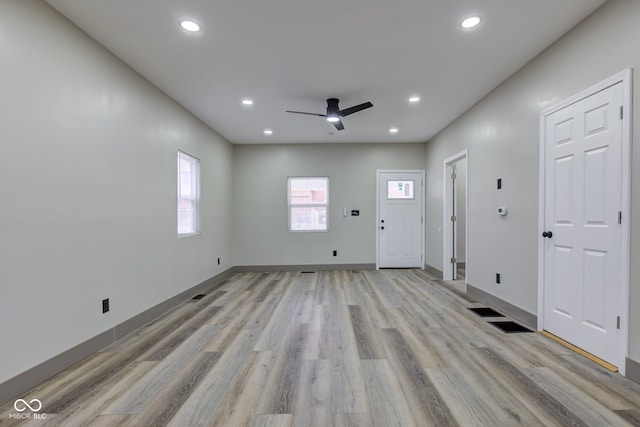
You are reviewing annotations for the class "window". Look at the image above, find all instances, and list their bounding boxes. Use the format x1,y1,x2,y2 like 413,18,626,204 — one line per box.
288,177,329,231
177,151,200,235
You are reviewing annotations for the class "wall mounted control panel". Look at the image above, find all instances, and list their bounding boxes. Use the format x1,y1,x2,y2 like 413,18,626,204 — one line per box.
497,207,508,216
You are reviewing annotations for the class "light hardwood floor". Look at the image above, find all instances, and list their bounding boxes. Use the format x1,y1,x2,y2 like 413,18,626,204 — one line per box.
2,269,640,426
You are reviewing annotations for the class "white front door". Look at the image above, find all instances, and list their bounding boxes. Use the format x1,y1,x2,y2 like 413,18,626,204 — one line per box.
377,171,424,268
542,82,624,366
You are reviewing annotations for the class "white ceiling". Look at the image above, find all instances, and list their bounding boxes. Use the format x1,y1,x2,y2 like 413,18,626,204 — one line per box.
45,0,607,144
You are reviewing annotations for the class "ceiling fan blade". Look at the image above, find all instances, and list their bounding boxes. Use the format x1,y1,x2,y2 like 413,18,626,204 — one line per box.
285,110,326,117
332,119,345,131
339,102,373,117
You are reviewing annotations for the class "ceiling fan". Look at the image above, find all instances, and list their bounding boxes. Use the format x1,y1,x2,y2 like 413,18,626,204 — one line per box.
286,98,373,131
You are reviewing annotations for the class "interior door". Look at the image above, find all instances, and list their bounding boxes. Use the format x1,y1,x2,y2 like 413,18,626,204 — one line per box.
443,151,468,281
378,171,423,268
451,165,457,279
542,82,623,365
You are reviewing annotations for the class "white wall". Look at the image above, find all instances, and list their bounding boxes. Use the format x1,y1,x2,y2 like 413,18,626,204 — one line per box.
424,0,640,363
232,143,425,267
0,0,233,384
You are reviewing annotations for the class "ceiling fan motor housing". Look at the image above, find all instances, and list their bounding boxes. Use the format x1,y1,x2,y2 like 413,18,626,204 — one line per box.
326,98,340,116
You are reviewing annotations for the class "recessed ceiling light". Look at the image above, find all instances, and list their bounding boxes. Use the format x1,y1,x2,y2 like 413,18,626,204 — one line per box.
409,96,421,103
242,99,254,105
389,127,399,134
263,129,273,135
460,15,482,29
179,20,202,32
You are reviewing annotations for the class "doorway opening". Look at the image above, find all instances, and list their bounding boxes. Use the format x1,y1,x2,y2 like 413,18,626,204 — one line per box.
443,150,468,283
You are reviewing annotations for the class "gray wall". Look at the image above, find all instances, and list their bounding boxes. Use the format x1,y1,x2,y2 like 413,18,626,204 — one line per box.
424,0,640,364
232,143,425,267
0,0,233,384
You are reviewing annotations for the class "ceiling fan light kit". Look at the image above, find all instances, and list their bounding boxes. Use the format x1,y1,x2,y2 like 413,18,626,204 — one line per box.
286,98,373,131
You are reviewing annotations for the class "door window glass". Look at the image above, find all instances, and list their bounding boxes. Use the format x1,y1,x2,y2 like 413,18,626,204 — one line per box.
387,180,414,199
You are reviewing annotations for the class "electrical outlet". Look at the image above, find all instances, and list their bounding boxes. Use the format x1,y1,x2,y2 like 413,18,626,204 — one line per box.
333,250,337,256
496,273,501,284
102,298,110,313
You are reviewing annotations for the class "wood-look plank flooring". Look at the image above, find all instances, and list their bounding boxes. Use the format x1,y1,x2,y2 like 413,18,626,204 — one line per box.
2,269,640,426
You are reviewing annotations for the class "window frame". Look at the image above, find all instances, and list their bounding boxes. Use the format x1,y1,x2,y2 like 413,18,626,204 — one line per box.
177,150,201,236
287,176,329,232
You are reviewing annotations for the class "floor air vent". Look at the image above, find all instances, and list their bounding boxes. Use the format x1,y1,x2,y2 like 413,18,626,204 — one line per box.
489,321,533,334
468,307,505,317
301,271,316,274
191,294,206,300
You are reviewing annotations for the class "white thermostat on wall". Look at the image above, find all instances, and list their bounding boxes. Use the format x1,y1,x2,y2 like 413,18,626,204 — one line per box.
497,207,508,216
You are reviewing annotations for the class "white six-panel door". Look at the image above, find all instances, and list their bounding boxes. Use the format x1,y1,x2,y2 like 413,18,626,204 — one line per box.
377,171,424,268
542,82,624,366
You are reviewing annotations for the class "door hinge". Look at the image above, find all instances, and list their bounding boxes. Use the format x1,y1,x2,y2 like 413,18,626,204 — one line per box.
617,316,621,329
450,258,457,264
618,211,622,224
451,173,456,180
451,215,456,222
620,106,623,120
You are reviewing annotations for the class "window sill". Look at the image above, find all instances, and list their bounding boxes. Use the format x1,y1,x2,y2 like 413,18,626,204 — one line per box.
178,232,201,238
